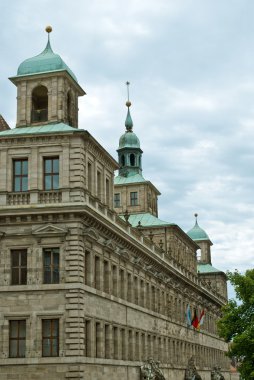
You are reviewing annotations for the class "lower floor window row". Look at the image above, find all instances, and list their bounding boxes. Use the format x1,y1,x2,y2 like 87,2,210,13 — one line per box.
9,319,59,358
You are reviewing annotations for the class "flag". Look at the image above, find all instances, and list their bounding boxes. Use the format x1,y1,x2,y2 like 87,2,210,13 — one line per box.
199,309,205,326
186,304,192,327
191,309,199,329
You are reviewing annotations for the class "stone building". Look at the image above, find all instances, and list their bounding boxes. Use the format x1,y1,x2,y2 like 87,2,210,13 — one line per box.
0,29,236,380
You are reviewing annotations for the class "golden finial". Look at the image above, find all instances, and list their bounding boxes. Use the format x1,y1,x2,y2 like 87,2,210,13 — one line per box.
126,81,131,107
45,25,53,33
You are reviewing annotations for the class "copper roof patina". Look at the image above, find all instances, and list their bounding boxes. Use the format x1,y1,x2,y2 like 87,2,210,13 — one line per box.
119,212,174,227
197,263,222,274
15,29,77,82
0,123,77,136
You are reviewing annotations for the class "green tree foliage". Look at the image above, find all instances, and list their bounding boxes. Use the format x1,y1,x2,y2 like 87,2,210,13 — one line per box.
217,269,254,380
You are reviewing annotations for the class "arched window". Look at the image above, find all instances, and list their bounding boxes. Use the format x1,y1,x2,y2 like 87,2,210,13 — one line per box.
130,153,135,166
67,91,73,126
121,155,125,166
31,85,48,123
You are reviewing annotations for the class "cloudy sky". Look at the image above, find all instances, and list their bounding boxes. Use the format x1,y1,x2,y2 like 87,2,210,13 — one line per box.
1,0,254,298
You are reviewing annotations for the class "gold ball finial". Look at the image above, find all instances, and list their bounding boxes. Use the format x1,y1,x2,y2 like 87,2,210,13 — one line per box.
126,101,131,107
45,25,52,33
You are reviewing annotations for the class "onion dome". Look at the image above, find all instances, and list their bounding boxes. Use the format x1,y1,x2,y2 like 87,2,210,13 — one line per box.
118,83,140,149
17,26,77,81
187,213,210,241
118,129,140,149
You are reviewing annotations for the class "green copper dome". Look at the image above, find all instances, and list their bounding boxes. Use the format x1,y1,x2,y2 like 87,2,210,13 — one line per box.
17,39,77,82
118,131,140,149
187,219,210,241
118,104,140,149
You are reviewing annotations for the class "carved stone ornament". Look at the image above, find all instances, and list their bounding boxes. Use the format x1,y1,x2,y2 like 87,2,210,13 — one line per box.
185,357,202,380
32,224,69,242
140,358,165,380
118,248,130,260
103,239,116,251
83,227,99,241
0,231,5,241
211,366,225,380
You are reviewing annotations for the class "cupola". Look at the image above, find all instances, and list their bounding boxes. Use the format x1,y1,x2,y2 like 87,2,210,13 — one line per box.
9,26,85,128
117,82,143,177
187,214,213,264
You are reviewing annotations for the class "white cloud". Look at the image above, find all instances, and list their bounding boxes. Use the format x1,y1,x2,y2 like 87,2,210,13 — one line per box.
1,0,254,298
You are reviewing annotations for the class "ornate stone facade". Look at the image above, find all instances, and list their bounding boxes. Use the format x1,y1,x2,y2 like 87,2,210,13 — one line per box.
0,29,239,380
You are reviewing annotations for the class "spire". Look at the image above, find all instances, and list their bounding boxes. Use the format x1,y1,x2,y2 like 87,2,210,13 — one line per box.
125,81,133,131
42,25,54,55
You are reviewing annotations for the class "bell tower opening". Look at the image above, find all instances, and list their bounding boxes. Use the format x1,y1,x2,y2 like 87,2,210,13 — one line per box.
130,153,135,166
121,155,125,167
67,91,74,127
31,85,48,123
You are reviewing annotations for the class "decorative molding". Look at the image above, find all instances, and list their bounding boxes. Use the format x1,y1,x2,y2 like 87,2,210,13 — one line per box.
103,239,116,251
83,227,99,241
118,248,130,261
32,224,69,242
132,256,142,265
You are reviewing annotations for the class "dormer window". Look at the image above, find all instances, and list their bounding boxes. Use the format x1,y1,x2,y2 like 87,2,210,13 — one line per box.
31,85,48,123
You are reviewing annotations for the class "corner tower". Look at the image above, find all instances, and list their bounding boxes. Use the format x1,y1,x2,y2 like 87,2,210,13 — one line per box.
187,213,212,264
9,26,85,128
187,214,228,299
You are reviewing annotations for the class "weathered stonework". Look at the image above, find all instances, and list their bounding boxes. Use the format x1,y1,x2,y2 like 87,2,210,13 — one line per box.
0,30,238,380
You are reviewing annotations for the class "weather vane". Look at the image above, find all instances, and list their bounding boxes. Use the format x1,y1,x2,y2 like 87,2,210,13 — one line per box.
126,81,131,107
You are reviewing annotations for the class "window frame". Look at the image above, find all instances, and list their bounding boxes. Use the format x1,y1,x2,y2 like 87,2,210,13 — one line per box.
42,319,59,357
130,191,138,206
9,320,26,358
13,158,28,192
114,193,121,208
11,249,27,285
43,157,59,191
43,247,60,284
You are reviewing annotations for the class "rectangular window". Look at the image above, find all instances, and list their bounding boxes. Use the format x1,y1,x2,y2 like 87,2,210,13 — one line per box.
88,162,92,192
44,157,59,190
43,248,59,284
9,320,26,358
97,171,101,198
130,191,138,206
106,178,110,205
114,193,120,208
13,159,28,192
11,249,27,285
42,319,59,357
